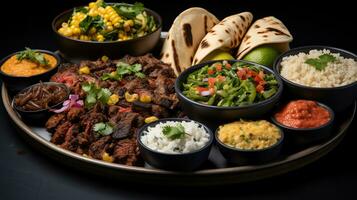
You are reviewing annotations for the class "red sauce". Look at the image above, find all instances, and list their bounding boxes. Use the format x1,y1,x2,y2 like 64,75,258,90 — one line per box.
274,100,330,128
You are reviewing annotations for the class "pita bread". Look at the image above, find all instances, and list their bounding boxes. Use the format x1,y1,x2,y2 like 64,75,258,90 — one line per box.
236,16,293,59
192,12,253,65
160,8,219,75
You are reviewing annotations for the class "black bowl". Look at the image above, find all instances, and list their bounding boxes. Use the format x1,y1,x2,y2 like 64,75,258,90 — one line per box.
271,101,335,147
52,3,162,62
273,45,357,112
0,50,61,94
215,123,284,165
137,118,214,171
12,82,69,125
175,60,283,129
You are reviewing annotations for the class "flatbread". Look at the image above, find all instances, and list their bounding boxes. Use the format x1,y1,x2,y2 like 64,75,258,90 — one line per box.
192,12,253,65
236,16,293,59
160,8,219,75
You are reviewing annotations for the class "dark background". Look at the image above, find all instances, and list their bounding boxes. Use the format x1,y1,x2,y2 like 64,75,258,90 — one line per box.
1,0,356,199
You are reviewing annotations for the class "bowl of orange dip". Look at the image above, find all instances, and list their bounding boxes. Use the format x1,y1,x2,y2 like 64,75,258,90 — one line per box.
0,48,60,93
271,100,334,146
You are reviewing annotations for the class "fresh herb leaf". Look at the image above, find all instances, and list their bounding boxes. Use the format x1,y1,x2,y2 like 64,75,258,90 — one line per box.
74,6,88,14
162,124,186,140
79,15,105,33
100,62,145,80
305,54,336,71
103,29,119,41
93,122,114,136
81,83,112,108
16,47,49,66
113,2,144,19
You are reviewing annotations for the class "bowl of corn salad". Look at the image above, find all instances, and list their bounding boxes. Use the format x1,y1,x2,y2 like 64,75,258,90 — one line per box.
52,0,162,61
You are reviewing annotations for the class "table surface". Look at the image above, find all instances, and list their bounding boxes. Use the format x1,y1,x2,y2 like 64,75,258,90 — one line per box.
1,0,356,199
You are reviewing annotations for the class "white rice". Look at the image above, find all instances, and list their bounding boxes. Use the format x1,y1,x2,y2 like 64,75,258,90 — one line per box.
140,121,210,154
280,49,357,87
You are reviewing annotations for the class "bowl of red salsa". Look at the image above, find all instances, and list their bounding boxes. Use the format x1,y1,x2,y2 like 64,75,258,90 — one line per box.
271,100,334,146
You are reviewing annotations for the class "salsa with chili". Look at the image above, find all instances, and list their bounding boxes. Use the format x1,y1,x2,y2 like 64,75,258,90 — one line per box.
274,100,331,129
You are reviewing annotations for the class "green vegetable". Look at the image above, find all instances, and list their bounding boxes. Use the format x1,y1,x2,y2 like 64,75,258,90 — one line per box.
113,2,144,19
182,61,278,107
162,124,187,140
101,62,145,80
81,83,112,108
79,15,105,33
93,122,114,136
74,6,88,14
305,54,336,71
16,47,49,66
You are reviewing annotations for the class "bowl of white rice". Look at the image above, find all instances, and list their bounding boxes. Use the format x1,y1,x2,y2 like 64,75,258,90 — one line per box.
138,118,213,171
274,46,357,112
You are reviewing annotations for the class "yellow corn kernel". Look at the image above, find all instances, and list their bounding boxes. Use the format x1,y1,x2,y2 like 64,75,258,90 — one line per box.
107,94,120,105
110,71,116,76
145,116,159,124
106,25,113,31
96,34,104,41
102,152,114,163
89,2,96,9
79,66,90,74
139,94,152,103
89,27,97,34
73,27,81,34
125,91,139,102
101,55,109,62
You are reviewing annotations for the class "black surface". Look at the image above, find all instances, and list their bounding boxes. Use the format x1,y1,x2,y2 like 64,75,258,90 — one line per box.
1,0,356,199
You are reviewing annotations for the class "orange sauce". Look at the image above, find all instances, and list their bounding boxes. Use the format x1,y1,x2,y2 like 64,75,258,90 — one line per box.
274,100,330,128
1,54,57,77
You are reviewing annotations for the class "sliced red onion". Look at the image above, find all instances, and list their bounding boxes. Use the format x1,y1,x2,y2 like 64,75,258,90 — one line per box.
51,94,83,113
202,78,208,82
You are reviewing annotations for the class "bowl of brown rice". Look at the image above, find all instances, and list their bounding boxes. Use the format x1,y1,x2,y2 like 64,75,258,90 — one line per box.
273,46,357,112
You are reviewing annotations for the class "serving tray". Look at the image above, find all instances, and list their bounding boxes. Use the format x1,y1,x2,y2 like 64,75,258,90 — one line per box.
2,84,355,185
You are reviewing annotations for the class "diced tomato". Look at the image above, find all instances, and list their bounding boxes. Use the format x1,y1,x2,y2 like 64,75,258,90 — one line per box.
216,75,226,82
258,71,265,79
215,64,222,72
254,75,264,83
256,84,265,93
196,86,209,92
246,68,257,78
208,78,216,88
225,63,231,69
209,87,215,95
208,69,215,75
237,69,247,80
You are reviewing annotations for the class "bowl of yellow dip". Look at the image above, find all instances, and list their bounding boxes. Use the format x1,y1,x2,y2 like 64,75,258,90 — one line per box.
0,48,61,93
215,120,284,165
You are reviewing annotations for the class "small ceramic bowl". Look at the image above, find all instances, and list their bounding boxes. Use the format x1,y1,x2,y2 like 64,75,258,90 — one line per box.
273,45,357,112
175,60,283,129
52,3,162,62
215,123,284,165
0,49,61,94
271,101,335,147
12,82,69,125
137,118,214,171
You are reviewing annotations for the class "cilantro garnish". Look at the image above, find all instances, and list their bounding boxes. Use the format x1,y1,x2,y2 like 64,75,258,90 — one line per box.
101,62,145,81
162,124,187,140
81,83,111,108
93,122,114,136
305,54,336,71
16,47,49,66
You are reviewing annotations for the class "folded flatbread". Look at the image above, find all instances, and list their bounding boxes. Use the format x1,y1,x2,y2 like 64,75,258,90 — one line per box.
192,12,253,65
160,8,219,75
236,16,293,59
